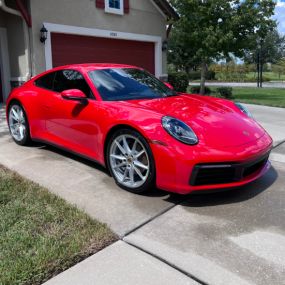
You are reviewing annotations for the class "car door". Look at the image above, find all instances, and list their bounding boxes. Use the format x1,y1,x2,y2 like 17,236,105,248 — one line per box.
43,69,101,160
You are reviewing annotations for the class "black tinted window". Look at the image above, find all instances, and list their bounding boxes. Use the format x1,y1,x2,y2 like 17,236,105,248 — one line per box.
35,72,56,90
53,70,93,98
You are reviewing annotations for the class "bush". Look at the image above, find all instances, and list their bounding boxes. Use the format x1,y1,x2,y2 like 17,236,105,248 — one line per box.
188,71,201,80
168,72,189,92
217,87,233,99
188,71,216,80
206,70,216,80
190,85,212,94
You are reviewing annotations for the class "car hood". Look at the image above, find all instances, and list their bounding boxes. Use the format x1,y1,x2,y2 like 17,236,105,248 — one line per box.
126,94,266,148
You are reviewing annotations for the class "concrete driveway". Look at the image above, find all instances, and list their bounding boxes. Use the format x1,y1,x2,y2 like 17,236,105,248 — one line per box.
1,103,285,284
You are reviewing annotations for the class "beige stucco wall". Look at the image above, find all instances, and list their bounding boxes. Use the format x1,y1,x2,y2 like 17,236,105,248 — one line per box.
0,9,29,82
30,0,167,76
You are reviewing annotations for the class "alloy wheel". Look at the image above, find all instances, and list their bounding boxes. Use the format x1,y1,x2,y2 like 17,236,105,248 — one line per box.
9,105,27,142
109,134,150,189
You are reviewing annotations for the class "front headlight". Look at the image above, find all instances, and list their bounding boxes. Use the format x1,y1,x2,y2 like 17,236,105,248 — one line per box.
162,116,198,145
235,102,253,118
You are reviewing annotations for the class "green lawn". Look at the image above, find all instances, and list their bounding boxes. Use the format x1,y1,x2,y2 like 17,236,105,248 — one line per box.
188,86,285,108
232,87,285,108
245,72,285,81
0,165,117,285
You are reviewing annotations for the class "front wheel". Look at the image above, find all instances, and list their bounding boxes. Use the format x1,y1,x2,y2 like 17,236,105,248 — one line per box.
8,102,31,146
107,129,155,194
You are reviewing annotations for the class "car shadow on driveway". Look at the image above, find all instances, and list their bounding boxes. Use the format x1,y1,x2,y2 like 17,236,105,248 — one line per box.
181,166,278,207
36,143,184,202
24,140,279,205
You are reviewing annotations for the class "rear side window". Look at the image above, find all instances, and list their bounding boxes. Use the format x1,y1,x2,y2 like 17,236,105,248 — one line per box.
53,69,93,98
35,72,56,90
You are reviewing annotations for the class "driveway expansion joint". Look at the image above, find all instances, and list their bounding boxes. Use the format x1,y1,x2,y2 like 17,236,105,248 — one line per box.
123,239,208,285
121,197,209,285
120,197,209,284
121,198,185,238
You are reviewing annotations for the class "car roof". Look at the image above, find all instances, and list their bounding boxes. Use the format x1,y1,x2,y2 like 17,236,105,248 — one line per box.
30,63,142,82
52,63,141,72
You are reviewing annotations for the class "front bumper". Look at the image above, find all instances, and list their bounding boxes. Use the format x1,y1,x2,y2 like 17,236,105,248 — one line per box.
151,132,273,194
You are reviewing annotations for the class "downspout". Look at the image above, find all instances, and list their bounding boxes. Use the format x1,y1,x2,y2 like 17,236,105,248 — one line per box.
167,23,173,38
0,0,32,83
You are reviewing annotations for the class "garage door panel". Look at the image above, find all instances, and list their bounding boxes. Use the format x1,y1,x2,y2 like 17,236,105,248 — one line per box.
51,33,155,74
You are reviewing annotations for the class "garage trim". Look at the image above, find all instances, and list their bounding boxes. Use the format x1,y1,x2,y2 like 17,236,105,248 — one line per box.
0,27,11,102
44,23,162,77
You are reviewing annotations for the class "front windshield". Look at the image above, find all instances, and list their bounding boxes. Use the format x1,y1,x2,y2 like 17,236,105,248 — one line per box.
88,68,177,101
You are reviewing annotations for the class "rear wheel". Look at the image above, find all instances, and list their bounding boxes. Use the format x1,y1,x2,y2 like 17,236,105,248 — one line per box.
107,129,155,194
8,102,31,146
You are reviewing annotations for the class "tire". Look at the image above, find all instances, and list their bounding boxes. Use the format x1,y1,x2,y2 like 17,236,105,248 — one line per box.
107,128,155,194
8,102,31,146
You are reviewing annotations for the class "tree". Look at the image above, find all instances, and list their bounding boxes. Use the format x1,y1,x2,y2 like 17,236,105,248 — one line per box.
244,29,285,86
168,0,276,94
272,58,285,80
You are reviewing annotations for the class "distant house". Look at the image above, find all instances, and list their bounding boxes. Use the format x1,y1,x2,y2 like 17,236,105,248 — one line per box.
0,0,178,103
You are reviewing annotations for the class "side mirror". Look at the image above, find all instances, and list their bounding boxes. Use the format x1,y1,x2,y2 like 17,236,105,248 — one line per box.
61,89,87,104
164,82,174,90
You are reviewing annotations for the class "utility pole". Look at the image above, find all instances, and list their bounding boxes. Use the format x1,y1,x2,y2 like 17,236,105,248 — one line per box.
256,38,263,88
257,51,260,88
260,39,263,88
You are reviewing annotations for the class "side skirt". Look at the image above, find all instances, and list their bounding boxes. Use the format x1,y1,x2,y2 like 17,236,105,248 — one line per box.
32,138,107,170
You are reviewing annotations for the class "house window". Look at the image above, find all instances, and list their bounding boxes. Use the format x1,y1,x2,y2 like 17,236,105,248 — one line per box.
105,0,124,15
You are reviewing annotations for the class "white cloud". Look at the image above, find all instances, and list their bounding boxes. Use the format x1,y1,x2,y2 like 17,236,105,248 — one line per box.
274,1,285,34
276,0,285,7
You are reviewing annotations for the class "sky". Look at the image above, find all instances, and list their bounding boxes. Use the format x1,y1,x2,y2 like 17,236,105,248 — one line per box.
275,0,285,34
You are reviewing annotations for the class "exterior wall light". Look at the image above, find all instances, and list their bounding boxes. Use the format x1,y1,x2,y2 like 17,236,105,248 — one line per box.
40,25,48,43
162,40,168,52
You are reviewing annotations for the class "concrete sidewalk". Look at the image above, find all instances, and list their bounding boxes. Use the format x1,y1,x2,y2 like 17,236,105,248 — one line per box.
43,241,197,285
244,104,285,146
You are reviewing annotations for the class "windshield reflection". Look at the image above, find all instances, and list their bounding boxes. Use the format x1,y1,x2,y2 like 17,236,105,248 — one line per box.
89,68,177,101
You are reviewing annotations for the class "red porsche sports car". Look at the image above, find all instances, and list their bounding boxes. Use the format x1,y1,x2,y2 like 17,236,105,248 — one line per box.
6,64,272,194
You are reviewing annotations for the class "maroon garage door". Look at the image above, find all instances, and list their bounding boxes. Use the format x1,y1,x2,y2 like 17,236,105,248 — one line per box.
51,33,155,74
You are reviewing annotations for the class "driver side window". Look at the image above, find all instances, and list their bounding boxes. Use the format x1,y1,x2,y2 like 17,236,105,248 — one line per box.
53,69,93,98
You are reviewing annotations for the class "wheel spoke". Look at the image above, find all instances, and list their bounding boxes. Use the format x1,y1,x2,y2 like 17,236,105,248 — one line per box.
114,162,127,169
135,150,145,159
122,136,131,154
122,168,128,182
134,165,145,181
115,140,126,155
11,113,18,121
111,154,125,161
134,160,148,170
129,167,135,184
19,125,25,139
19,125,26,139
11,108,19,121
132,139,138,154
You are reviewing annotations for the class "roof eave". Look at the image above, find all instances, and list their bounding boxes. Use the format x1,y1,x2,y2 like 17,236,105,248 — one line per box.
152,0,179,21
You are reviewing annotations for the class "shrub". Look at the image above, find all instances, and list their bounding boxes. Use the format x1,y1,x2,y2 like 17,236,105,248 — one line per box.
206,70,216,80
217,87,233,99
190,85,212,94
168,72,189,92
245,76,271,83
188,71,201,80
188,71,216,81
